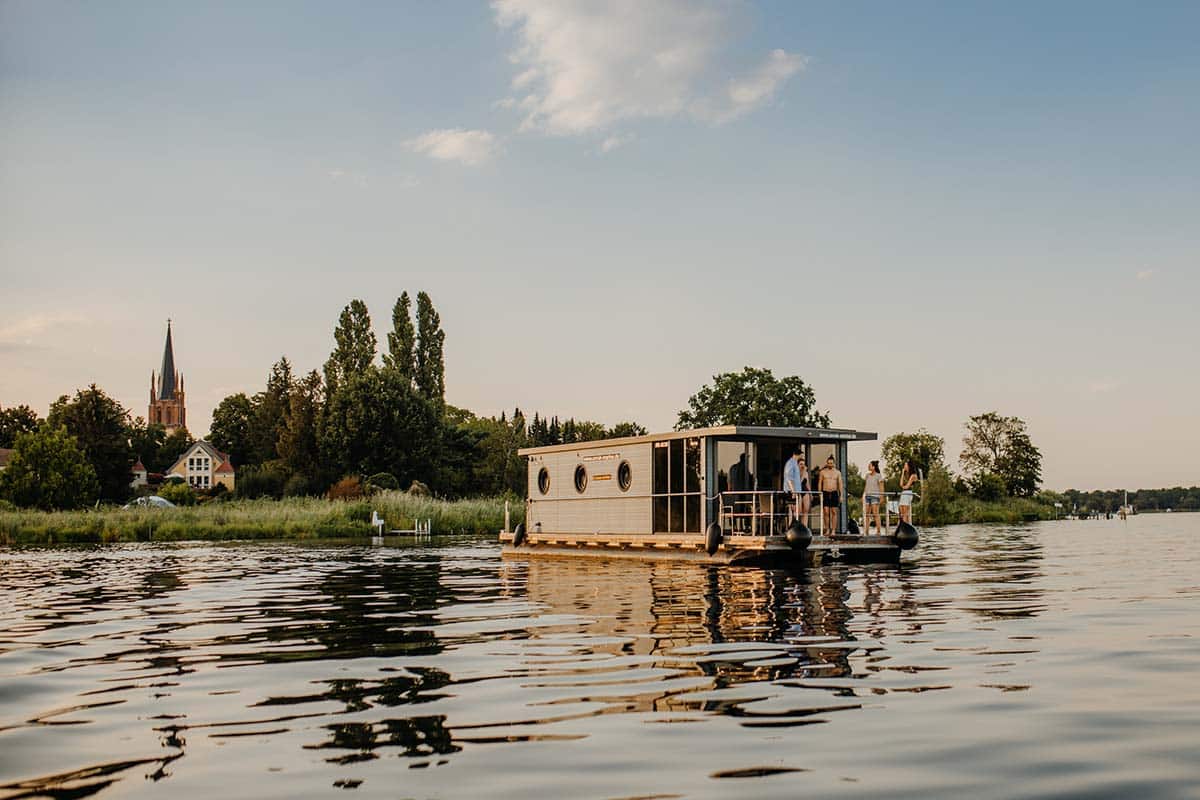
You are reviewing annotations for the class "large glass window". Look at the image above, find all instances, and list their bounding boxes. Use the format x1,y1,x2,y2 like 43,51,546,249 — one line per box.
716,441,754,494
652,438,701,533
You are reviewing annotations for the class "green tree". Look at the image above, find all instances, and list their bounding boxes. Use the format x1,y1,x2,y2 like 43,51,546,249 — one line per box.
436,418,484,498
676,367,831,429
323,300,377,394
126,417,166,472
881,429,947,483
0,426,99,510
278,369,323,483
318,367,440,487
846,462,865,498
249,357,293,465
209,393,254,467
606,421,648,439
47,385,134,502
918,464,956,525
414,292,445,410
971,472,1006,501
471,409,528,496
0,404,41,447
960,412,1042,497
383,292,416,382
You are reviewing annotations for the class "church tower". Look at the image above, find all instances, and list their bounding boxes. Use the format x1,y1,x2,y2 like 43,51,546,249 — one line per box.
148,321,187,433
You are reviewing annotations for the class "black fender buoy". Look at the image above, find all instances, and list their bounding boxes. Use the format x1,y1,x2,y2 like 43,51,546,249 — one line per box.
512,523,527,547
846,517,861,537
894,520,919,550
786,520,813,550
705,522,723,555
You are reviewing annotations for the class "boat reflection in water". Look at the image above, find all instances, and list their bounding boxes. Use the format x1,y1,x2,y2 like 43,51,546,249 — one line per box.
506,554,925,695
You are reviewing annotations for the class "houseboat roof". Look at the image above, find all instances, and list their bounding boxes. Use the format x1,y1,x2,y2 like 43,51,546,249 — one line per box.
517,425,877,456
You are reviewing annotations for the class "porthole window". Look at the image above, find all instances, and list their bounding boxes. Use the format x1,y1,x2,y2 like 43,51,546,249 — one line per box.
574,464,588,494
617,461,632,492
537,467,550,495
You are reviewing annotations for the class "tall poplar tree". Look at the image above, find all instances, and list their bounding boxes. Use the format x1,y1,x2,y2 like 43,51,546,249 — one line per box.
383,292,416,382
323,300,377,394
414,292,445,409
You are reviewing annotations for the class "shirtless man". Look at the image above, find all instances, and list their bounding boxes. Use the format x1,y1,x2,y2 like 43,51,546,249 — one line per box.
818,456,844,535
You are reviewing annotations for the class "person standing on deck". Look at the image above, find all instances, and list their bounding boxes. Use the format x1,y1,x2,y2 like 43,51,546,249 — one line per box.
899,461,918,525
818,456,844,535
783,449,811,524
863,460,884,535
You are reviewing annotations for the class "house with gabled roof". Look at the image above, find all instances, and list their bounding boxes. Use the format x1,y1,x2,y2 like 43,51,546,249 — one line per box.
167,441,236,492
130,458,148,489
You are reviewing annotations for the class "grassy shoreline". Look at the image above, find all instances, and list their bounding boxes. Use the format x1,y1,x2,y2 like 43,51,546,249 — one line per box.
0,492,1063,547
0,492,523,546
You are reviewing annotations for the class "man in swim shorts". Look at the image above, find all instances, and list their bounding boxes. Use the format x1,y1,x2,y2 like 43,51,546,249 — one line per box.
818,456,844,535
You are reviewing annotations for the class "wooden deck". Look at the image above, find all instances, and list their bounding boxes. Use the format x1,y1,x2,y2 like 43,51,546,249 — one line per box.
498,531,901,566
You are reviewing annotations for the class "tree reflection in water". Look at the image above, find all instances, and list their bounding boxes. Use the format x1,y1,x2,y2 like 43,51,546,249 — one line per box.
0,533,1059,795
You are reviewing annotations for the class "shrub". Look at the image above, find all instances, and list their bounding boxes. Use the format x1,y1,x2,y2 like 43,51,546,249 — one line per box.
158,482,197,506
237,462,289,499
972,472,1005,502
328,476,364,501
283,473,317,497
918,465,956,526
406,480,431,497
365,472,399,492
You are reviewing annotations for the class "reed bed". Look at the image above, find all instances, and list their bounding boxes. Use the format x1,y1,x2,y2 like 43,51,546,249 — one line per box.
0,493,522,545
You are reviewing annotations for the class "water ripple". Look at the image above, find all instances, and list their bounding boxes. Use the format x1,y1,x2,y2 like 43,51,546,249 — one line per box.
2,518,1199,798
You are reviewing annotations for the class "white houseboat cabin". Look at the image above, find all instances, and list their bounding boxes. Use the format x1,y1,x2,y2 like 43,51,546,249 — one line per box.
500,425,918,566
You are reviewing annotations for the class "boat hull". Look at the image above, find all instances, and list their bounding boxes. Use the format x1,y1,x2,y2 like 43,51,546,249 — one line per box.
499,532,901,566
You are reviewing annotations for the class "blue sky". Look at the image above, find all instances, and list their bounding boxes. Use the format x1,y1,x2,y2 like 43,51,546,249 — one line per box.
2,1,1197,489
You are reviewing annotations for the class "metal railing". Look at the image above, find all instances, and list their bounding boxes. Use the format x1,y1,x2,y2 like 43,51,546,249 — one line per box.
718,490,840,537
718,488,923,538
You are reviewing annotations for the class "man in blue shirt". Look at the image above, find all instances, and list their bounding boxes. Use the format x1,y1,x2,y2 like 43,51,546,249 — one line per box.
783,448,810,524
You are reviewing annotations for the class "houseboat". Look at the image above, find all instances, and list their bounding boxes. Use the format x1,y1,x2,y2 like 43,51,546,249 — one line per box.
499,425,919,566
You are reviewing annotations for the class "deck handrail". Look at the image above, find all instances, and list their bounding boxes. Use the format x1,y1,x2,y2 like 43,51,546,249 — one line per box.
718,488,921,537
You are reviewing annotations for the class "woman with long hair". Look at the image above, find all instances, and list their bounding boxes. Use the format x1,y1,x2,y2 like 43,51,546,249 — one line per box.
863,460,884,535
899,460,918,524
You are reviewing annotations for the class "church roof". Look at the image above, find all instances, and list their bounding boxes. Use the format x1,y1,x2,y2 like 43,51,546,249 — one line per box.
159,321,177,399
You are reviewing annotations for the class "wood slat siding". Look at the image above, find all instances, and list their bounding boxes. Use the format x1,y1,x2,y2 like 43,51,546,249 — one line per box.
527,442,653,535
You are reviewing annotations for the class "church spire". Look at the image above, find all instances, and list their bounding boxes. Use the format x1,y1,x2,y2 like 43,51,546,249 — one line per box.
158,320,177,400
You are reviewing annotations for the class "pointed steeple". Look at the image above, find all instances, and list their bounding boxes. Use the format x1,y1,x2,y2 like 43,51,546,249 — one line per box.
158,320,177,400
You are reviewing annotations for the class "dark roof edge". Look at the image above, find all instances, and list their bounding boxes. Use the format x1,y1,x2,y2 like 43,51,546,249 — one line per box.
517,425,877,456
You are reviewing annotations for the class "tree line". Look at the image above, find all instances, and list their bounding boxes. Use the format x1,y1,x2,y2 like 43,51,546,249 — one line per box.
205,292,645,500
0,390,196,510
1061,487,1200,515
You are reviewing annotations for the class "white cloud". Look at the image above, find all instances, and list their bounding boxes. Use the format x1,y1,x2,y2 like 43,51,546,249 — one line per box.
403,128,499,166
718,48,807,120
0,312,90,350
492,0,804,136
1136,268,1156,280
598,133,635,153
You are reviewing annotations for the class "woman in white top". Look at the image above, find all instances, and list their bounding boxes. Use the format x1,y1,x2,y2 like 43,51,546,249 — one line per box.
899,460,918,524
862,460,884,535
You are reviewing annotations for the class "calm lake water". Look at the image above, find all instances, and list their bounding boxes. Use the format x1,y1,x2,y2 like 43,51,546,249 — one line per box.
2,516,1198,799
